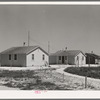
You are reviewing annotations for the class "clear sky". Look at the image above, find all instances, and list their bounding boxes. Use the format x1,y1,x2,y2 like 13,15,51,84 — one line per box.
0,5,100,54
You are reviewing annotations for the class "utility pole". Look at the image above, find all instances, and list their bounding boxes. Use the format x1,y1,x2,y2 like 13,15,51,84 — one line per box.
28,31,30,46
85,75,87,88
48,41,50,67
48,41,50,55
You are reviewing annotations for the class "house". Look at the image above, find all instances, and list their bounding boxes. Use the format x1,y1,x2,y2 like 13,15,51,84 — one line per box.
49,50,86,66
85,53,100,64
0,46,49,67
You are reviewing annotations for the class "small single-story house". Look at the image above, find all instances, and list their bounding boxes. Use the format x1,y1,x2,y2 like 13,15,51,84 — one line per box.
85,53,100,64
49,50,86,65
0,46,49,67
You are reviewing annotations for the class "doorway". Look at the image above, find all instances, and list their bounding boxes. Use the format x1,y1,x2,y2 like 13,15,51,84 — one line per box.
62,56,64,64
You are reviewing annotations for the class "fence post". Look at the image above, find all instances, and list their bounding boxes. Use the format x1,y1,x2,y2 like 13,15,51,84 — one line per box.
85,75,87,88
62,73,64,82
50,68,52,77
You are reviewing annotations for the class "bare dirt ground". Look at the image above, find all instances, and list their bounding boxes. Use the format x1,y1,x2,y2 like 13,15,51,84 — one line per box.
36,69,96,90
0,66,98,90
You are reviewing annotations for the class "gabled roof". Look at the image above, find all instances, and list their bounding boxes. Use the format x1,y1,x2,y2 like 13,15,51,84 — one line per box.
50,50,68,56
0,46,48,55
85,53,100,59
67,50,85,57
50,50,85,57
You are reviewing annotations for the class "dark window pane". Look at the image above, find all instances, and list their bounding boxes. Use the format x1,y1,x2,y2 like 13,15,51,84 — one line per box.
14,54,17,60
9,54,11,60
43,54,45,60
59,56,61,60
32,54,34,60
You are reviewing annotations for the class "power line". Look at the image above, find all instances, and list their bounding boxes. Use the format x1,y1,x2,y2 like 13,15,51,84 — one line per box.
48,41,50,54
27,32,56,53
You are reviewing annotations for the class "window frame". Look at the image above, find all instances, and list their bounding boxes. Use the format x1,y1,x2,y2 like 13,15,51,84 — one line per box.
59,56,61,60
42,54,45,60
14,54,17,60
9,54,11,60
77,56,79,60
32,54,34,60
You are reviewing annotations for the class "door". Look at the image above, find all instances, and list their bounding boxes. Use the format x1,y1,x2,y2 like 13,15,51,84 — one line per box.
62,56,64,64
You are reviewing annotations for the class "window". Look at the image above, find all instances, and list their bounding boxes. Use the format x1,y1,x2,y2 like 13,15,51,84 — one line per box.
14,54,17,60
9,54,11,60
65,56,67,60
59,56,61,60
32,54,34,60
42,54,45,60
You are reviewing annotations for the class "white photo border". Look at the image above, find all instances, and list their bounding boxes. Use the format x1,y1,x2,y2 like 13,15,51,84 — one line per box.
0,1,100,99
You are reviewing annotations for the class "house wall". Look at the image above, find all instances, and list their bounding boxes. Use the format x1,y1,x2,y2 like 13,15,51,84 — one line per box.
49,52,86,65
68,56,75,65
26,48,48,67
57,56,68,64
96,59,100,64
49,56,57,64
1,54,26,67
86,56,95,64
49,55,68,65
75,52,86,66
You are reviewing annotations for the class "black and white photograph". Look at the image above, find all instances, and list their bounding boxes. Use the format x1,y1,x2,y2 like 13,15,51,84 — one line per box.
0,3,100,91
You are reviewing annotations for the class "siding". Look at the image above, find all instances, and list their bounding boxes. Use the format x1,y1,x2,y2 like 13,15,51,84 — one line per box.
49,56,57,64
68,56,75,65
75,52,86,65
26,48,48,66
86,56,95,64
49,55,68,64
1,54,26,67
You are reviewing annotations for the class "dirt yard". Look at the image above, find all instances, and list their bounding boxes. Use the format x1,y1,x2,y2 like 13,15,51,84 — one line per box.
0,65,99,90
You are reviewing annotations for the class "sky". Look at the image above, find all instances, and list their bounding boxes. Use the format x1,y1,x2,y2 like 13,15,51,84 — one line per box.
0,5,100,54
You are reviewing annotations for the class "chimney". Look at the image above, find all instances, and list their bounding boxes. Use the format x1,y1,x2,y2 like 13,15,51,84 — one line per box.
23,42,26,46
65,47,67,51
91,51,93,54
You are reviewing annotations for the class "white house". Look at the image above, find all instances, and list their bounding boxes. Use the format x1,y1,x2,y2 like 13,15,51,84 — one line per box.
49,50,86,66
0,46,49,67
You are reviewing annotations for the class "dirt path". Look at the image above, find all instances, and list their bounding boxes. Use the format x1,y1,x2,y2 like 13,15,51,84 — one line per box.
0,85,19,90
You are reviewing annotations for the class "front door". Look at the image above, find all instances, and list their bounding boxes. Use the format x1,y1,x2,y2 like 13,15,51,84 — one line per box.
62,56,64,64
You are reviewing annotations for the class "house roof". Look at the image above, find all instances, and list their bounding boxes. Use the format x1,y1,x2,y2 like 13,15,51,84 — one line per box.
0,46,48,55
50,50,68,56
85,53,100,59
50,50,85,57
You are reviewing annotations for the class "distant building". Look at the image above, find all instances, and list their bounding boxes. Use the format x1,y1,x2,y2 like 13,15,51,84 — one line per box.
0,46,49,67
49,50,86,65
85,53,100,64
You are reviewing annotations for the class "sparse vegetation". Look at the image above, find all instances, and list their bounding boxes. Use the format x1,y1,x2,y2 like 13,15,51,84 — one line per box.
0,70,37,78
0,67,100,90
0,68,70,90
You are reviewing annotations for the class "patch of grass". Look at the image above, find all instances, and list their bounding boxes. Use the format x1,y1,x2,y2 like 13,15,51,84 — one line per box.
64,67,100,79
4,78,67,90
0,70,37,78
